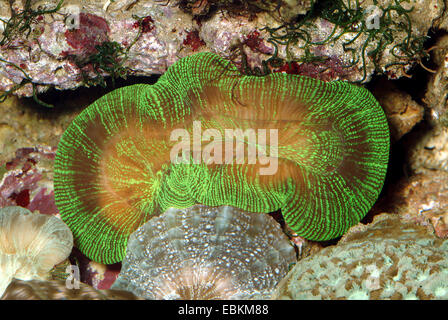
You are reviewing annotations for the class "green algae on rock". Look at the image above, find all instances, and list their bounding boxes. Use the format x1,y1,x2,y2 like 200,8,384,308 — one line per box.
111,205,296,300
54,52,389,264
273,214,448,300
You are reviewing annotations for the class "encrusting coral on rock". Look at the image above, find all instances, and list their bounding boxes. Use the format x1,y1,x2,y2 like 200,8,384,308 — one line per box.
0,206,73,297
273,213,448,300
0,0,443,100
111,205,296,300
389,170,448,239
0,146,58,213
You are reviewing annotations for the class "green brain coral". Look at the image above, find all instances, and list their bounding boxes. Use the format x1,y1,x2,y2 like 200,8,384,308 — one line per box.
54,52,389,264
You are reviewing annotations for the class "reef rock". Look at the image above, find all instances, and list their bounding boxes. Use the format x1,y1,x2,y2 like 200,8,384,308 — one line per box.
409,125,448,173
0,0,443,98
273,214,448,300
408,35,448,174
111,205,296,300
70,248,122,290
424,34,448,126
391,170,448,239
0,146,58,215
371,79,424,142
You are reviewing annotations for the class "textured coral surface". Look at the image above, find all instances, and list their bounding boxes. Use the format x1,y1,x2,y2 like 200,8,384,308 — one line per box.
273,214,448,300
112,205,296,300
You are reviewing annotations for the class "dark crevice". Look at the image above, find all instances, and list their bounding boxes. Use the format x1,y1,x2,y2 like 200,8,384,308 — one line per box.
13,75,160,118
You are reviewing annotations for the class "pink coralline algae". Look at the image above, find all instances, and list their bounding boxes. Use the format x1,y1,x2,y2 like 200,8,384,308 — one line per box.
275,61,301,75
0,146,58,215
243,30,272,55
183,30,205,52
274,56,353,81
133,16,155,34
63,13,110,58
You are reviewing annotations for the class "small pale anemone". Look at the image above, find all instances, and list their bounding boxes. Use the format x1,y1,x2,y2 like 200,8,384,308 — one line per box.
0,206,73,297
111,205,296,300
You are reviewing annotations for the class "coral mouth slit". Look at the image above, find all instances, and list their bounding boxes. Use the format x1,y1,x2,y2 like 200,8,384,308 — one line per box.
54,52,389,264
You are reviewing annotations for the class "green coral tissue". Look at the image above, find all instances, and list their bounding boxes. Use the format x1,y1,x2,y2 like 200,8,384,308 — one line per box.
54,52,389,264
